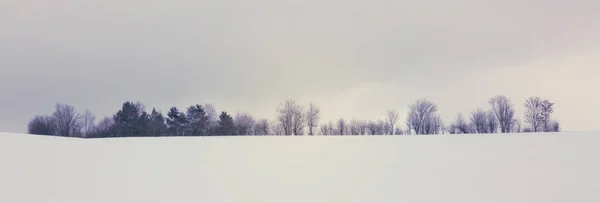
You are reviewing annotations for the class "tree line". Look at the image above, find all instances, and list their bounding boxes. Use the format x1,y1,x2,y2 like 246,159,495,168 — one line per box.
27,95,561,138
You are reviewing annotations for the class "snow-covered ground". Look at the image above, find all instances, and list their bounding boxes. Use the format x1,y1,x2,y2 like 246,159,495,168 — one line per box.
1,132,599,203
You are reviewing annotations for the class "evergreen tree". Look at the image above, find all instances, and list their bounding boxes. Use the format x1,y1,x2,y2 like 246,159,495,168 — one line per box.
137,111,150,136
113,102,142,137
149,108,167,136
186,104,209,136
166,107,188,136
217,111,236,136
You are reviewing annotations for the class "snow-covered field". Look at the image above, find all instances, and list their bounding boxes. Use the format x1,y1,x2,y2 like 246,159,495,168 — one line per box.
1,132,599,203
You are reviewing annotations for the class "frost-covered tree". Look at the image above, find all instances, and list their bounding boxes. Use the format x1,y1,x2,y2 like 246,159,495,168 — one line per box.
276,100,305,135
470,109,487,134
254,119,270,135
306,103,321,136
489,95,515,133
385,109,400,135
204,104,218,135
234,112,256,135
449,113,471,134
406,99,442,135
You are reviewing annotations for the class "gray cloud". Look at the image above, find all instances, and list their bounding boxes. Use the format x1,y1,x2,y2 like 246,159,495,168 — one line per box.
1,0,599,133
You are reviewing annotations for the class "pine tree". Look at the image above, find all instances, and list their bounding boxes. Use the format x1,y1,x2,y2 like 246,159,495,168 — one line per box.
149,108,167,136
166,107,188,136
186,104,209,136
217,111,236,136
113,102,142,137
137,111,150,136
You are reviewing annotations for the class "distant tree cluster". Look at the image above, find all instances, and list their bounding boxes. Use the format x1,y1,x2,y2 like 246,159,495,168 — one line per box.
27,95,561,138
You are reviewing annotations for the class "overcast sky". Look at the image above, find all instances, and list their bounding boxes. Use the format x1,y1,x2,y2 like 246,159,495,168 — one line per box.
1,0,599,133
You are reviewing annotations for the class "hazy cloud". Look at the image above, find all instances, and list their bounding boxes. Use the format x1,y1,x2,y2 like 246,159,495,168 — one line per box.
1,0,599,133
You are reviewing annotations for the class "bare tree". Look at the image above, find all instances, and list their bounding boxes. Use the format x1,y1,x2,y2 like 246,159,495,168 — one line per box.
512,118,522,133
80,110,96,138
271,120,285,135
524,97,544,132
306,103,321,136
540,100,555,131
486,110,498,133
547,120,561,132
276,100,305,136
204,103,218,133
91,117,115,138
489,95,515,133
469,109,487,134
254,119,270,135
28,115,56,135
449,113,471,134
406,99,441,135
385,109,400,135
358,121,368,135
52,103,82,137
234,112,256,135
367,121,377,135
349,120,361,135
394,127,403,135
524,97,555,132
424,116,443,135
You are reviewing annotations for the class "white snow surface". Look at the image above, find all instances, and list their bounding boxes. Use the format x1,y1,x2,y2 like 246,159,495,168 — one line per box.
1,132,599,203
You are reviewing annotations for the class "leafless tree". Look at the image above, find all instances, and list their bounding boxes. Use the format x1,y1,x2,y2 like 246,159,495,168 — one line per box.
80,110,96,138
349,120,368,135
385,109,400,135
524,97,544,132
449,113,471,134
511,118,521,133
271,120,285,135
276,100,305,135
394,127,403,135
254,119,270,135
28,115,56,135
320,124,329,135
93,117,115,137
469,109,487,133
234,112,256,135
306,103,321,136
524,97,555,132
489,95,515,133
424,116,443,135
349,120,362,135
52,103,82,137
406,99,442,135
134,102,146,116
205,103,218,131
367,121,378,135
486,110,498,133
546,120,560,132
358,121,368,135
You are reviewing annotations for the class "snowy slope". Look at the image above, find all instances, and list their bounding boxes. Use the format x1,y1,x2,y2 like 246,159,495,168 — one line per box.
1,132,599,203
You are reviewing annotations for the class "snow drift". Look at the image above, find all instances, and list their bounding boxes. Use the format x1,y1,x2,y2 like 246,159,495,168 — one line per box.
1,132,599,203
